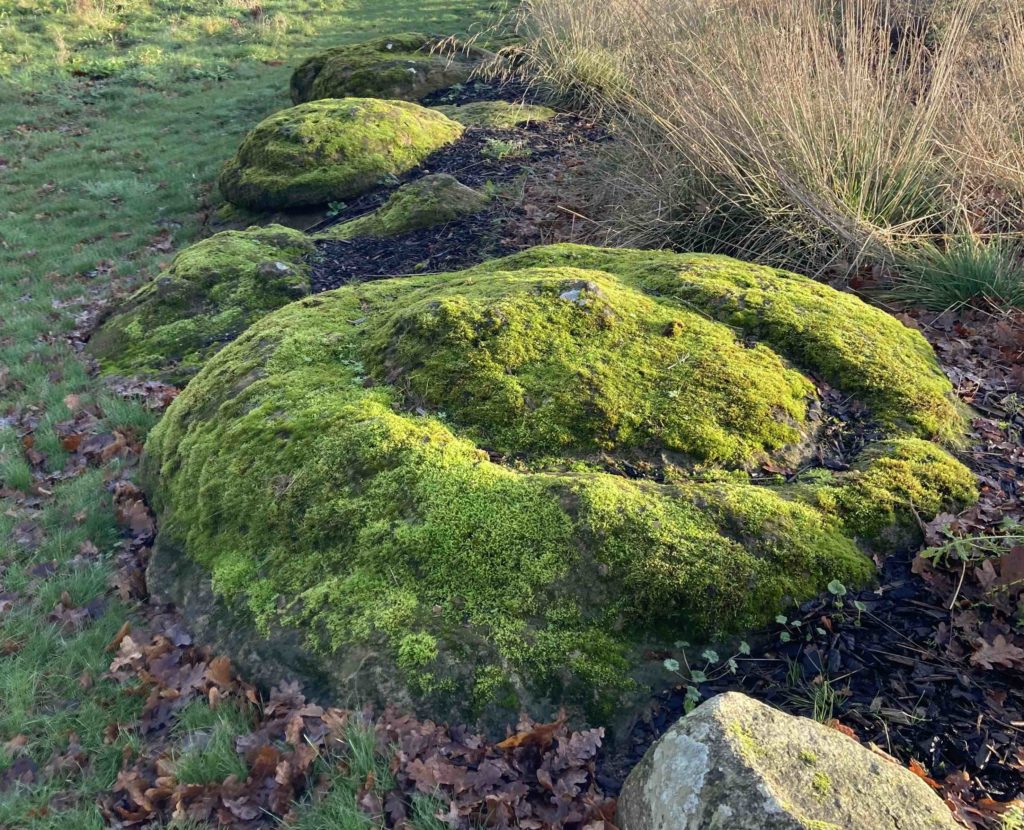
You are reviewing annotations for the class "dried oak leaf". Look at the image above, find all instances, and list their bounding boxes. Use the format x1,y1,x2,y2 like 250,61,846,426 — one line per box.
970,635,1024,669
496,713,567,752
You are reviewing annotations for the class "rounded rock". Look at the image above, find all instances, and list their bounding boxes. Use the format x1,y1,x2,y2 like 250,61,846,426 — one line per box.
290,33,493,104
87,225,314,384
618,692,962,830
316,173,490,240
143,244,975,731
218,98,464,211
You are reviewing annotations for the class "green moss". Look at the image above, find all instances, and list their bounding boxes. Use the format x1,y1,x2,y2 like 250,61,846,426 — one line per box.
366,267,814,467
218,99,464,211
434,101,557,128
144,245,974,725
809,438,977,544
482,244,965,442
799,749,818,765
472,666,519,714
290,33,491,104
812,770,832,798
397,632,439,671
87,225,314,384
573,475,873,637
316,174,490,241
727,721,763,763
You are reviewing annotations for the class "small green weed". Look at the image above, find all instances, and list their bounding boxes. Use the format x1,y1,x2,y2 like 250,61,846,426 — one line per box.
482,137,532,160
662,640,750,713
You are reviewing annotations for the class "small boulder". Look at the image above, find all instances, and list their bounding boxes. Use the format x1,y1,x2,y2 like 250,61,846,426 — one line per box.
434,101,557,128
618,692,960,830
316,174,490,240
218,98,464,211
290,33,493,104
87,225,314,384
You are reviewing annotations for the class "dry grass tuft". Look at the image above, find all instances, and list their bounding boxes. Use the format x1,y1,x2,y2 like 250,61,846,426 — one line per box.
515,0,1024,306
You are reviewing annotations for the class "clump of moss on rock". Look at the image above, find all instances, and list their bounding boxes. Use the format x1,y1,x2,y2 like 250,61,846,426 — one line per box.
316,174,490,241
87,225,313,384
143,244,975,730
290,33,493,104
218,98,464,211
433,101,558,128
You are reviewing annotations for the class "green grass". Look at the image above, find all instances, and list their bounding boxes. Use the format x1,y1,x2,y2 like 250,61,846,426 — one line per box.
896,232,1024,309
288,723,461,830
172,703,253,786
0,0,498,826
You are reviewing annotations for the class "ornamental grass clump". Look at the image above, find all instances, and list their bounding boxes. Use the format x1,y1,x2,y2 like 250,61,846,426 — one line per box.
514,0,1024,306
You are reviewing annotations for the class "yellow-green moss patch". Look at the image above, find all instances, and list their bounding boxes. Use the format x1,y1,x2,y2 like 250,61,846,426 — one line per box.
218,98,464,211
316,174,490,241
87,225,314,384
290,33,492,104
434,101,558,128
487,245,966,442
144,245,974,727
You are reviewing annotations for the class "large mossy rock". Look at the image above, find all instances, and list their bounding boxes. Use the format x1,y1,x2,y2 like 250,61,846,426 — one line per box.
218,99,464,211
143,244,975,730
316,174,490,241
618,692,960,830
290,33,492,105
88,226,314,384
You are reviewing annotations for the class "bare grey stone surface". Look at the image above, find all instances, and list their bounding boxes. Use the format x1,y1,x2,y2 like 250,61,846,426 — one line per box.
617,692,960,830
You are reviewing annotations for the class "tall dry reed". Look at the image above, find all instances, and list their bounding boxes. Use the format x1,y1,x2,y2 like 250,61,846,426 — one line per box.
515,0,1024,304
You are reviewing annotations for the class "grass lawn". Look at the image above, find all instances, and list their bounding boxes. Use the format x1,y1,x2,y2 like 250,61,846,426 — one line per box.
0,1,497,826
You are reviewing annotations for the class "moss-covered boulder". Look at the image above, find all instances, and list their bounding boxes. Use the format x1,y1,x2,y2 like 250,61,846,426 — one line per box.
316,174,490,241
218,99,464,211
144,244,975,730
88,226,314,384
434,101,558,128
290,34,492,105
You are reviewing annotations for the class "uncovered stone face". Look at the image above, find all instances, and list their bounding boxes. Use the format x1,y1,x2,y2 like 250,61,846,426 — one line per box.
88,225,314,384
218,98,464,211
617,692,961,830
143,244,975,730
289,34,492,104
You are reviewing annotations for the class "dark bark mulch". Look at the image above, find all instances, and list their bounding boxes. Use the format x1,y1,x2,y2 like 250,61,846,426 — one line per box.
308,81,607,292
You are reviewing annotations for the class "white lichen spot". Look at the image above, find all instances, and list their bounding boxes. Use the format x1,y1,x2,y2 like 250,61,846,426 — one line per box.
642,730,709,829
